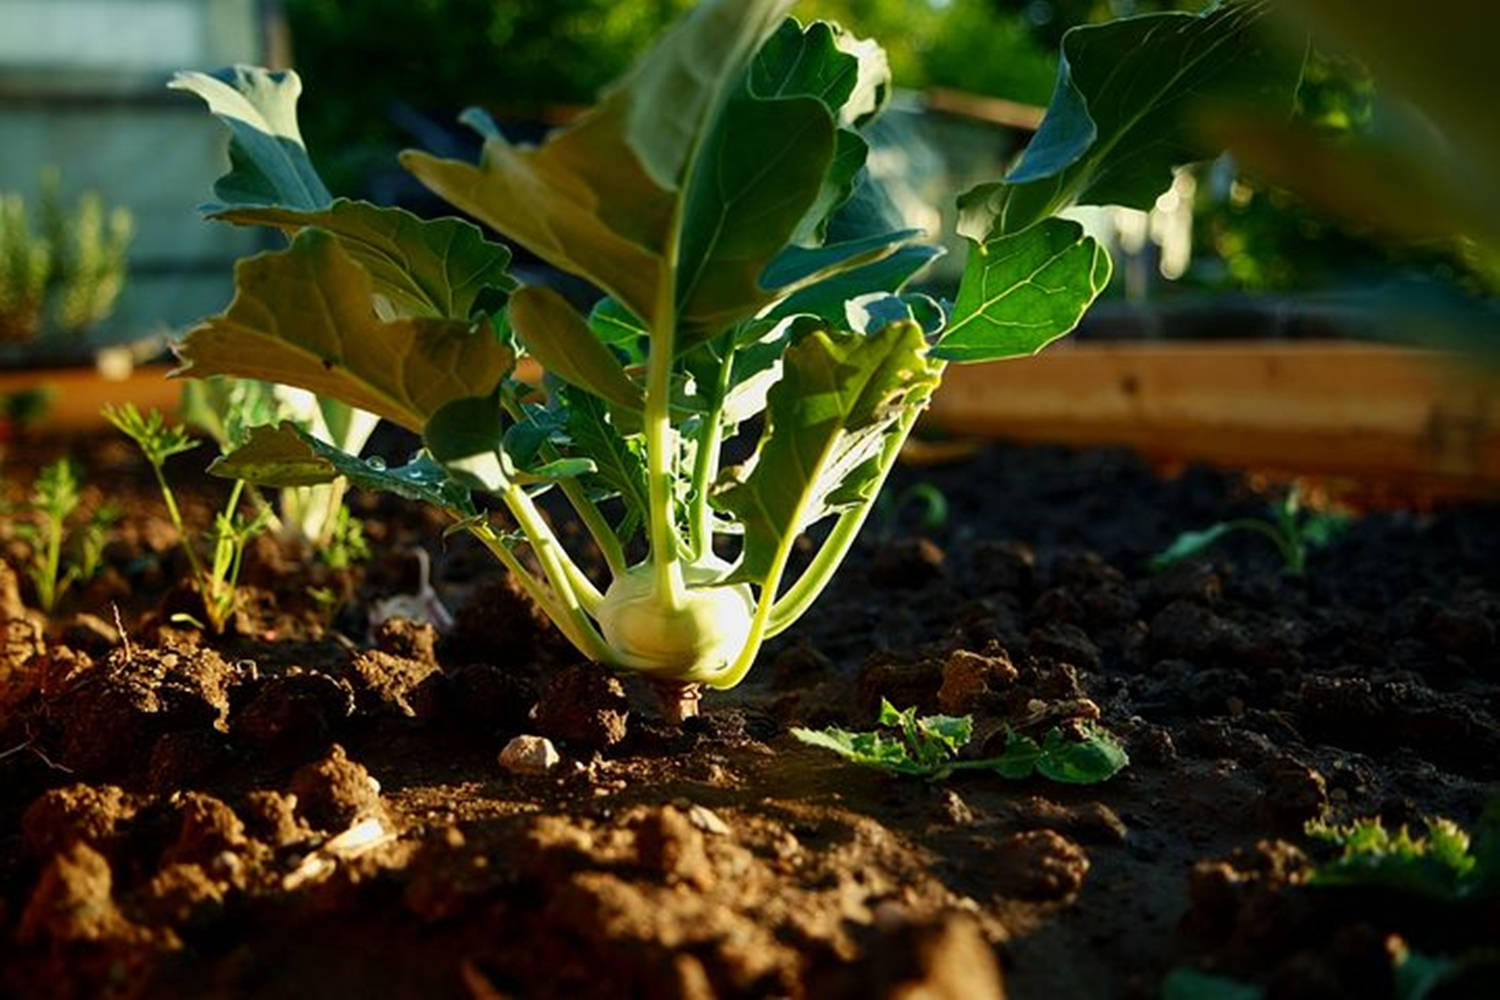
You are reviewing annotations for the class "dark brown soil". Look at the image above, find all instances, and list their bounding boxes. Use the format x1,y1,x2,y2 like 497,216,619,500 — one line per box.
2,437,1499,998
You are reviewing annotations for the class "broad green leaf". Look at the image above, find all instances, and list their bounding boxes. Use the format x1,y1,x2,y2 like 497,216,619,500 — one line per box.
957,2,1303,239
564,388,650,539
175,228,514,432
589,298,648,365
1033,726,1129,784
933,218,1110,363
209,422,473,513
169,67,332,212
509,286,643,412
989,733,1043,781
210,199,515,320
401,0,795,327
769,243,943,324
761,229,922,292
713,322,941,582
424,394,507,491
675,19,853,342
750,19,873,244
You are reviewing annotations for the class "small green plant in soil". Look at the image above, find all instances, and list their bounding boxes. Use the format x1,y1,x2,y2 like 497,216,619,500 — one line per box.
181,375,377,554
1150,484,1347,576
167,0,1302,712
792,699,1128,783
103,404,270,632
0,169,133,342
4,459,117,613
1304,805,1500,902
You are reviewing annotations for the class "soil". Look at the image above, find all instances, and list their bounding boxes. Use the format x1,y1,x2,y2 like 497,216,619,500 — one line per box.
2,434,1499,999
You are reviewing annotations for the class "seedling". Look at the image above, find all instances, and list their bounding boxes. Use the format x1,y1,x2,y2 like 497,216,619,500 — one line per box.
7,459,117,613
103,404,270,632
169,2,1301,710
1150,485,1347,576
874,481,949,537
181,376,376,553
0,169,132,342
792,699,1128,784
1304,806,1500,902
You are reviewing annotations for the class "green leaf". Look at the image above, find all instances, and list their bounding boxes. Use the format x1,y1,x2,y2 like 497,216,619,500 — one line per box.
750,19,872,244
169,66,332,212
769,243,943,325
401,0,796,328
424,394,507,491
760,229,922,293
209,422,473,513
790,725,928,776
174,229,515,433
508,286,643,412
589,297,648,366
210,199,515,320
1161,968,1265,1000
713,322,941,583
956,2,1303,240
1034,726,1129,784
1305,814,1489,902
933,218,1110,363
917,713,974,754
564,388,651,539
674,22,850,342
1149,523,1236,573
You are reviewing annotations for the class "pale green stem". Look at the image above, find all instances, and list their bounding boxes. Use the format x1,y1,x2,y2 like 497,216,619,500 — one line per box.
467,520,611,660
499,482,605,617
148,459,206,585
40,510,62,612
557,479,627,579
687,351,733,561
765,403,925,637
499,394,627,576
644,274,685,605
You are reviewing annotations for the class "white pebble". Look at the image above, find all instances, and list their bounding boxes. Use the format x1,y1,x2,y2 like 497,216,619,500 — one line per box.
498,735,561,775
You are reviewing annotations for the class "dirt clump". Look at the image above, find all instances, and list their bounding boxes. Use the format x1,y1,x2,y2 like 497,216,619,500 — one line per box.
287,744,386,832
534,664,629,748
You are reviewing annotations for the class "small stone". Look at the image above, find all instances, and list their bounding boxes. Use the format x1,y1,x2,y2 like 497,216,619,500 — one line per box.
498,735,561,775
684,804,731,836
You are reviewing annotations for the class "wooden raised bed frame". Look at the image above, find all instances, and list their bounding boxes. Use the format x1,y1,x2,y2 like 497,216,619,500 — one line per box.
5,342,1497,498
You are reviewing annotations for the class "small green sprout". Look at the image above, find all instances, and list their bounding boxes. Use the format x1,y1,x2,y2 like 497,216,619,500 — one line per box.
7,459,116,613
1304,806,1500,902
874,481,950,537
1150,484,1348,576
103,403,270,632
322,504,369,571
793,699,1128,784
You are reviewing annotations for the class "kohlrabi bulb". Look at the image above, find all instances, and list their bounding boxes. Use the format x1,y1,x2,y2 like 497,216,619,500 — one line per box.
596,557,754,678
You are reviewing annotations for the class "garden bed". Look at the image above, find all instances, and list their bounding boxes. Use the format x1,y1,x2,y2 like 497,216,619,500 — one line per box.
2,433,1497,998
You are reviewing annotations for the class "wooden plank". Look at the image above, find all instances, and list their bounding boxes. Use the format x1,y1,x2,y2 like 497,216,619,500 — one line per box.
923,342,1500,494
924,87,1045,131
0,363,182,430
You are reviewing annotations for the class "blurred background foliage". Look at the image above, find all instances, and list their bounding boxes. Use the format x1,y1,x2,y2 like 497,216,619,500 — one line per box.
281,0,1494,320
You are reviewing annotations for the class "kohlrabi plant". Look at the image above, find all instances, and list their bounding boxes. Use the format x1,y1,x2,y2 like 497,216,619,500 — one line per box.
169,0,1301,715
